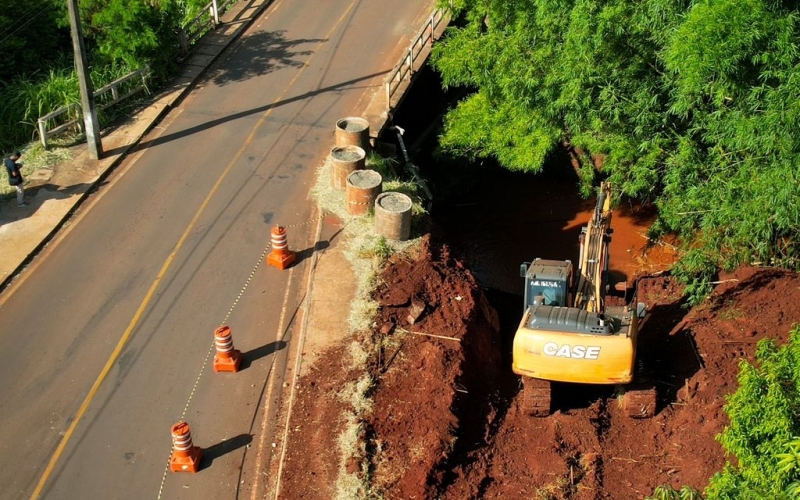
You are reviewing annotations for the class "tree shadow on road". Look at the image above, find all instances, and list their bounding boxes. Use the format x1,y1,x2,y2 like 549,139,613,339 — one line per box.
207,30,322,87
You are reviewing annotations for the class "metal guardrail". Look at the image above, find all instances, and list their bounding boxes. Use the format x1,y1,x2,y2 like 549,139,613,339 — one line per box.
37,0,238,148
94,66,151,111
37,104,82,149
385,8,446,109
179,0,236,56
37,66,151,149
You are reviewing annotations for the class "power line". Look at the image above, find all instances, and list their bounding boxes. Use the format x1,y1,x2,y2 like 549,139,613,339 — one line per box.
0,3,57,46
2,1,50,30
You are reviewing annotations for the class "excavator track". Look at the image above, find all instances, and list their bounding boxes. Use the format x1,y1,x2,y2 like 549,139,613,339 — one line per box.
521,376,552,417
621,385,657,418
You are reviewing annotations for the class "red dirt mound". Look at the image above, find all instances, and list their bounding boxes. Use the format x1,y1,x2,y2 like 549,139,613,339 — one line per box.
365,238,502,498
278,239,800,499
278,342,357,498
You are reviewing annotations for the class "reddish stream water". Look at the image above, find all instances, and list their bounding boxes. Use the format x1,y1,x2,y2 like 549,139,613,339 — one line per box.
431,166,677,295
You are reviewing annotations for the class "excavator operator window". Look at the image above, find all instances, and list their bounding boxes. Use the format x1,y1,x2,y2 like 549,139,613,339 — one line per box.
529,285,564,306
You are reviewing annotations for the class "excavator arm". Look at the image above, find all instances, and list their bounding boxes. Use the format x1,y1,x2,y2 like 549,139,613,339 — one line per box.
573,182,613,313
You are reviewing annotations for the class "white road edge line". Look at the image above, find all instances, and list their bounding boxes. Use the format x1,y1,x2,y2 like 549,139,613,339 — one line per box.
248,254,301,499
268,210,325,500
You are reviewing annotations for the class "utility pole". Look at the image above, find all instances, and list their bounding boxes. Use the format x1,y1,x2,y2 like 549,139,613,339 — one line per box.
67,0,102,159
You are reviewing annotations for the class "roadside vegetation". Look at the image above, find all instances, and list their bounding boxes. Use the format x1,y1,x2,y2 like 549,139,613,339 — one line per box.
311,152,429,499
645,325,800,499
431,0,800,304
0,0,212,153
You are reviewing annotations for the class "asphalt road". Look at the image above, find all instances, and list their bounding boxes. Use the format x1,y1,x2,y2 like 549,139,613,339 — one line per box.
0,1,433,498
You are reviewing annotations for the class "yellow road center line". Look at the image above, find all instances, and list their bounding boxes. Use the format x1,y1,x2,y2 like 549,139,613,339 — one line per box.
29,0,355,495
30,121,248,499
32,1,359,496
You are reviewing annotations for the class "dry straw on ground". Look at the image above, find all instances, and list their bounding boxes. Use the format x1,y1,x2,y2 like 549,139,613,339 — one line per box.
311,151,427,499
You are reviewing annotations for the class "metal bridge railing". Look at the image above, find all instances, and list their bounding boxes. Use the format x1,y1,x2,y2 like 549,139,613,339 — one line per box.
385,8,448,110
179,0,237,57
36,0,239,148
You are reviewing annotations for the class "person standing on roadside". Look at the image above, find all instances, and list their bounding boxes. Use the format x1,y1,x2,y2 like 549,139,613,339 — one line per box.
4,151,26,207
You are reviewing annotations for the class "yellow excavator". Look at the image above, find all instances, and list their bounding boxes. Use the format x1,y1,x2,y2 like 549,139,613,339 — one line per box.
512,182,656,417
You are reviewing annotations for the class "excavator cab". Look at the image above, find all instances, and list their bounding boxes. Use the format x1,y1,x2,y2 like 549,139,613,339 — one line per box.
519,259,573,309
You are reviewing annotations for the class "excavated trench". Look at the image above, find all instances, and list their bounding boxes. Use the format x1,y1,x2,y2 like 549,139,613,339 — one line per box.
377,66,687,496
379,66,644,422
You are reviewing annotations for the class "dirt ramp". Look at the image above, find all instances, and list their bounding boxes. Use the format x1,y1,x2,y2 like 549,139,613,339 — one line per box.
366,237,502,497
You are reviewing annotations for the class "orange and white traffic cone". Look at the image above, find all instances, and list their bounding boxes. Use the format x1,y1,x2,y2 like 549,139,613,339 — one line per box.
213,325,242,373
169,421,203,473
267,225,296,270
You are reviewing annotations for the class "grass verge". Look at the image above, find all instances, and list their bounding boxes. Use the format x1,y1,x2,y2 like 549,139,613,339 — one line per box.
311,150,428,499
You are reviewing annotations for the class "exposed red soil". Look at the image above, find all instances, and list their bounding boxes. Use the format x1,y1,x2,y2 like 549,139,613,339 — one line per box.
279,238,800,499
278,341,356,498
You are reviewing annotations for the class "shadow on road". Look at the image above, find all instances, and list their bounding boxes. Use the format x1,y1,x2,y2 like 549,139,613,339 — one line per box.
200,433,253,469
208,30,322,86
241,339,287,369
131,69,387,153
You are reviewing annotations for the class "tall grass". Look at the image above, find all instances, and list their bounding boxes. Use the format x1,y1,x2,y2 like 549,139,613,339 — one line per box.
0,57,138,153
0,0,233,154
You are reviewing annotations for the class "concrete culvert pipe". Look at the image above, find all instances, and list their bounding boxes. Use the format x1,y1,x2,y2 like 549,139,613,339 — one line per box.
335,117,370,151
346,170,382,216
374,192,412,241
330,145,366,190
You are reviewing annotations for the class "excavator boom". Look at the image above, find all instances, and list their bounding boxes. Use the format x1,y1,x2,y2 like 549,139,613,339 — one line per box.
573,183,612,313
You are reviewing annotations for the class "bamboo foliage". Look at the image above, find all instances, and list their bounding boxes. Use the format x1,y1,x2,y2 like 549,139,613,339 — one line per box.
705,327,800,499
432,0,800,300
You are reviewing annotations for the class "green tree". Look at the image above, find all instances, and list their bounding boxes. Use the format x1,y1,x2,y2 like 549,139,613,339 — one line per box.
657,0,800,287
79,0,188,81
432,0,800,296
0,0,216,150
0,0,69,82
704,326,800,499
431,0,684,195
